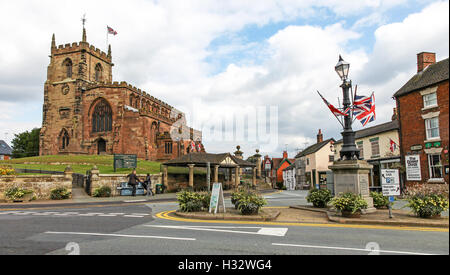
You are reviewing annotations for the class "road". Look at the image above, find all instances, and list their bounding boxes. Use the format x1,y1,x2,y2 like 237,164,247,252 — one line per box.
0,190,448,255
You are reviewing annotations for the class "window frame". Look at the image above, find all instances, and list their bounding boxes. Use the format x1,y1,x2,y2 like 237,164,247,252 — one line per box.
423,92,438,108
428,154,443,179
425,117,440,140
369,138,380,158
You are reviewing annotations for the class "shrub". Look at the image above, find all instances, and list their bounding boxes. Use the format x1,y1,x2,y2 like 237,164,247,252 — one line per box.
50,187,71,200
5,187,33,201
177,190,207,212
92,186,112,197
331,193,368,214
276,182,284,190
370,191,391,209
0,166,16,176
306,189,332,208
237,193,267,215
406,193,449,218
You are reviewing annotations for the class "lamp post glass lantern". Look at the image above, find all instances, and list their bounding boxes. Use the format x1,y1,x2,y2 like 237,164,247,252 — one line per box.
335,55,359,161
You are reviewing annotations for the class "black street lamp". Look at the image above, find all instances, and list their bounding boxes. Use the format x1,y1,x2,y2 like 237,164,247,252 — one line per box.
335,55,360,160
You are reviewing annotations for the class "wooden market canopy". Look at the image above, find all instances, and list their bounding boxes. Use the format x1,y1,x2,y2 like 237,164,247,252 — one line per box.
163,152,256,168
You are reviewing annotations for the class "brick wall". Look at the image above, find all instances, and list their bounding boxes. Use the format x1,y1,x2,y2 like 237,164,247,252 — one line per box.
397,81,449,186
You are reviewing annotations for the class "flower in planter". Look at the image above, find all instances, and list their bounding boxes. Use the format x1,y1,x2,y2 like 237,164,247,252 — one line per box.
331,193,368,214
306,189,332,208
370,191,391,209
405,193,449,218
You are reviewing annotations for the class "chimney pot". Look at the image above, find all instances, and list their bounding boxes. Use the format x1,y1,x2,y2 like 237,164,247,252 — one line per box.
417,52,436,73
317,129,324,143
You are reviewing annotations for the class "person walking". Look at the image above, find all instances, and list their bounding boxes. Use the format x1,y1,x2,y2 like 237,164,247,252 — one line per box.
127,170,140,197
143,173,153,196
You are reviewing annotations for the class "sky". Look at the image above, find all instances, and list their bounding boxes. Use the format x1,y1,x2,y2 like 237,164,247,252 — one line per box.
0,0,448,159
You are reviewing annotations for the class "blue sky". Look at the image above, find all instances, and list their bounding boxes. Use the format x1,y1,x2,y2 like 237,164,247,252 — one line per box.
0,0,448,158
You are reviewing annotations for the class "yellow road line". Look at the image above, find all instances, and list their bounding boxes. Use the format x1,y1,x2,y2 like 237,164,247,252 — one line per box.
155,210,449,233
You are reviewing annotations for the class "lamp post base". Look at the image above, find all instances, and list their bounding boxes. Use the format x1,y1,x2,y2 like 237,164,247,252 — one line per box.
329,159,376,214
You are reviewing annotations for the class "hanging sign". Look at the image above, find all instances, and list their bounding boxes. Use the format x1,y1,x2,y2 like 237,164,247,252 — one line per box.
405,155,421,181
209,182,226,214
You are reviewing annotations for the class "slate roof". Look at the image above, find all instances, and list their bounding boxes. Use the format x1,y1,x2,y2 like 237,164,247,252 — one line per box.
163,152,256,167
295,138,335,158
0,140,12,156
394,58,449,98
334,120,399,144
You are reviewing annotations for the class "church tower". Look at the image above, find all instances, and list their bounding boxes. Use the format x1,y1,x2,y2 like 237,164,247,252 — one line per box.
40,24,114,155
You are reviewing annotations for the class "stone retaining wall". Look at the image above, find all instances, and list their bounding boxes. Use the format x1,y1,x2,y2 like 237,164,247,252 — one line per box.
0,173,72,201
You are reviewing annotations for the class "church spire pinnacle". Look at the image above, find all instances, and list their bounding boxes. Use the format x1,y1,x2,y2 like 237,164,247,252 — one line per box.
51,33,56,49
107,44,112,58
81,14,87,42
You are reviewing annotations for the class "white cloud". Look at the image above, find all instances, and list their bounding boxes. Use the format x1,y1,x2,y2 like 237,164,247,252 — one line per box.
0,1,448,158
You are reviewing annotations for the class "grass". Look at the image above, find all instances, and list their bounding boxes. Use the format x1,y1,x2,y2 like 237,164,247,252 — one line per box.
0,155,208,175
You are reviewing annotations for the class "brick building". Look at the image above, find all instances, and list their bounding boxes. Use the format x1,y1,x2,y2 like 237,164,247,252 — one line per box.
39,27,203,161
394,52,449,187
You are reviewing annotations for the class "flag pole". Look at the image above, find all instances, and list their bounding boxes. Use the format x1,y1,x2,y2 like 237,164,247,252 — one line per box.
352,85,358,124
106,26,109,51
317,91,344,128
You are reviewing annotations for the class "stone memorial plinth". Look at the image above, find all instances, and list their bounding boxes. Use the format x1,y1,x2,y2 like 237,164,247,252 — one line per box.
329,159,376,214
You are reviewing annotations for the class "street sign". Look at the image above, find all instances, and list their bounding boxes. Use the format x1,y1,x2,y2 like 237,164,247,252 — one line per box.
113,154,137,172
381,169,400,196
209,182,226,214
265,159,271,170
405,155,421,181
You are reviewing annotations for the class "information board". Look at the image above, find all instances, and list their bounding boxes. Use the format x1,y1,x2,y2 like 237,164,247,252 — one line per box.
381,169,401,196
209,182,226,214
405,155,421,181
113,154,137,172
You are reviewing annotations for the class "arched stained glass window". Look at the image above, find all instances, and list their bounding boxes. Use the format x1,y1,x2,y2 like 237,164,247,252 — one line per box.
92,99,112,133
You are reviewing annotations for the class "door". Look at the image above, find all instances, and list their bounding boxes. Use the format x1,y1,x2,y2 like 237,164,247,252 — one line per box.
98,139,106,155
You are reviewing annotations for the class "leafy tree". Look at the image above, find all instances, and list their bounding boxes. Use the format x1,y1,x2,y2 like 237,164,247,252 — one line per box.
11,128,40,158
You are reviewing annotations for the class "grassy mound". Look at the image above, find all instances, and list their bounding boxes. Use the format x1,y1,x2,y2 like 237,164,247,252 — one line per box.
0,155,161,175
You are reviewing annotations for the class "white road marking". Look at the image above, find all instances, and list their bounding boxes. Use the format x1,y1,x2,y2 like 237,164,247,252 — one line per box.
108,213,125,215
123,200,147,203
44,231,196,241
143,225,288,237
98,214,117,217
272,243,438,255
13,212,36,215
131,213,149,216
0,211,15,215
123,215,145,218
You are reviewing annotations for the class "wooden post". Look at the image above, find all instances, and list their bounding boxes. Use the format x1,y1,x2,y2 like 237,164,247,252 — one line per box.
235,166,240,190
214,165,219,183
252,167,257,188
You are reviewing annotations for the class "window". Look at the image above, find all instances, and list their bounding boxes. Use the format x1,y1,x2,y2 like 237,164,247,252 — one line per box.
63,58,72,78
423,92,437,108
425,117,440,139
165,142,173,155
370,138,379,158
329,155,334,162
306,158,309,166
357,141,364,159
61,130,70,150
92,99,112,133
95,63,103,82
428,154,443,179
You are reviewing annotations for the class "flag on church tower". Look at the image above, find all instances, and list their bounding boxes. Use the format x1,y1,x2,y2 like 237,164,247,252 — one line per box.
107,26,118,35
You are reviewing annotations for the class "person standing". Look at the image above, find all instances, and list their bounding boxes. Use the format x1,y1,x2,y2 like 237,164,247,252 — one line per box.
127,170,140,197
143,173,153,196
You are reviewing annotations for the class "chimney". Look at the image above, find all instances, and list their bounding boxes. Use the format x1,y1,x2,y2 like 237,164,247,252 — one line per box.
283,151,288,159
417,52,436,73
317,129,323,143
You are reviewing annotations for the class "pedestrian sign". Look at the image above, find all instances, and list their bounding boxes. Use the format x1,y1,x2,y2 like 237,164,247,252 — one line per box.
209,182,226,214
381,169,400,196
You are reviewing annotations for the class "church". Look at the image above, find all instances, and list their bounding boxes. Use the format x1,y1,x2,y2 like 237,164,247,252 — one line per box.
39,26,204,161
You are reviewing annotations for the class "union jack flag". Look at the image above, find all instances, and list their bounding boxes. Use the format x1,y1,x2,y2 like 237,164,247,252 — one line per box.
190,141,196,152
317,91,348,117
354,93,376,126
107,26,118,35
353,94,372,113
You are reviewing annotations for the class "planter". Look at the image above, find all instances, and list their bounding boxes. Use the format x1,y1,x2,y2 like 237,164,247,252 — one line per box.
341,211,361,218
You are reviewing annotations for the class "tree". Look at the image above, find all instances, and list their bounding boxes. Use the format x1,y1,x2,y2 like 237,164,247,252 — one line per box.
11,128,40,158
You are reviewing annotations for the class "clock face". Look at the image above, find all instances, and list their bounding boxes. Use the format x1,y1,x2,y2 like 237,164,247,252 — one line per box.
62,84,70,95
